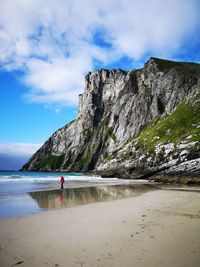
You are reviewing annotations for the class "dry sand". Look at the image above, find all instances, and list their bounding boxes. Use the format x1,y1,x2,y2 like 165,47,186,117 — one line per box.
0,188,200,267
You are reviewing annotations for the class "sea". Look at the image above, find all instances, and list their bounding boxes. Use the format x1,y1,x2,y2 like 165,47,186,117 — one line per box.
0,170,155,218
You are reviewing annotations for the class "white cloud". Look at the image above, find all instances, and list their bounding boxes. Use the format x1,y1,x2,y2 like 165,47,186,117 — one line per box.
0,0,199,106
0,143,42,157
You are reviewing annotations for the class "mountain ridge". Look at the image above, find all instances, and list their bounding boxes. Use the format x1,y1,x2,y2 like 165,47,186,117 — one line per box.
22,57,200,184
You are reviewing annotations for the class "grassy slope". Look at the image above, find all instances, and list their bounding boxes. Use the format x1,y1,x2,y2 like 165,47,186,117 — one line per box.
134,93,200,156
152,57,200,76
36,154,65,170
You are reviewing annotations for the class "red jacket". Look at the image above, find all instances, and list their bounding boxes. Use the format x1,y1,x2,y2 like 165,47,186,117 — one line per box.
60,176,65,184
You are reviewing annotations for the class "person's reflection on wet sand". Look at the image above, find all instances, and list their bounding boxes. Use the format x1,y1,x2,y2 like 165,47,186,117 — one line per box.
29,184,158,210
58,191,64,202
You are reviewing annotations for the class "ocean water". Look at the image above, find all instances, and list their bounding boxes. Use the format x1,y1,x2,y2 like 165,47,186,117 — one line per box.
0,170,129,193
0,170,153,218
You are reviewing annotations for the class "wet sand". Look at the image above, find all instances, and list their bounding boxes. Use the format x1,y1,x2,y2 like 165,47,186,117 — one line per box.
0,188,200,267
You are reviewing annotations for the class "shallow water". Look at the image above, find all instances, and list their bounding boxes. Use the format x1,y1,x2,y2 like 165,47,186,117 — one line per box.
0,193,41,218
29,184,157,210
0,170,152,218
1,171,198,218
0,170,139,193
0,184,158,218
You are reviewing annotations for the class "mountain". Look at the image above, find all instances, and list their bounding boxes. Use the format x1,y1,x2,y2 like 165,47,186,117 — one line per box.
22,58,200,184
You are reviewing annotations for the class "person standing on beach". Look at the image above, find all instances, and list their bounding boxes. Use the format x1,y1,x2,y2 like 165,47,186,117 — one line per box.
60,176,65,189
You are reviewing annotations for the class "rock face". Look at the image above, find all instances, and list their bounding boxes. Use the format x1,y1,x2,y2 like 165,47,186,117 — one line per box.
22,58,200,183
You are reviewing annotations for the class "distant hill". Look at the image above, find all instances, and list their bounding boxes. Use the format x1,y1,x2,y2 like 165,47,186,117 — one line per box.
0,153,29,170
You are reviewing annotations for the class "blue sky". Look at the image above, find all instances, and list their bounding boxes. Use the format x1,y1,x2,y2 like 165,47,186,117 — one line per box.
0,0,200,170
0,70,77,143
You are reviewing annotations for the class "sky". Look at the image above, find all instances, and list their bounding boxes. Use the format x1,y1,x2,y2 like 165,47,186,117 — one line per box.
0,0,200,170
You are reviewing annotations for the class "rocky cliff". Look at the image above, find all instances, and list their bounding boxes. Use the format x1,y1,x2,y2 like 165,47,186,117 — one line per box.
22,58,200,183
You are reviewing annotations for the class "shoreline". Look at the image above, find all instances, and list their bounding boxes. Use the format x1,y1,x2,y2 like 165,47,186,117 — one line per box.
0,182,158,219
113,174,200,185
0,188,200,267
91,169,200,185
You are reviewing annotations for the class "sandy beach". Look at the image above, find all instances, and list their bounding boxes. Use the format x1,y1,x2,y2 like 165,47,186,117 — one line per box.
0,188,200,267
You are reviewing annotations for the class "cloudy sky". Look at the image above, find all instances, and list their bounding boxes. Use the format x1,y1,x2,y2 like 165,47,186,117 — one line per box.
0,0,200,169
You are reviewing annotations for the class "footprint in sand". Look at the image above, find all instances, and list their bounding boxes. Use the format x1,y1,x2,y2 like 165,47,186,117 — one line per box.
12,261,24,266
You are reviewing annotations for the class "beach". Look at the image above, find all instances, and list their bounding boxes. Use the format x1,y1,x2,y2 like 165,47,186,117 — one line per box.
0,188,200,267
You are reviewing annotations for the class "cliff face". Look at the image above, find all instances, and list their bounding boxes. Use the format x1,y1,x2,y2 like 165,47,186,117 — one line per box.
22,58,200,183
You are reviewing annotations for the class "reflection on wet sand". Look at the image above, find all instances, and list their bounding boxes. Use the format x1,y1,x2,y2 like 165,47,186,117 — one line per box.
29,184,157,210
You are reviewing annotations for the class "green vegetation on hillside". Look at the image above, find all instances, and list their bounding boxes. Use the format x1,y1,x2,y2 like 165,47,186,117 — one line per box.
153,57,200,75
83,128,92,141
78,153,93,165
134,94,200,154
105,127,117,142
37,154,65,169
